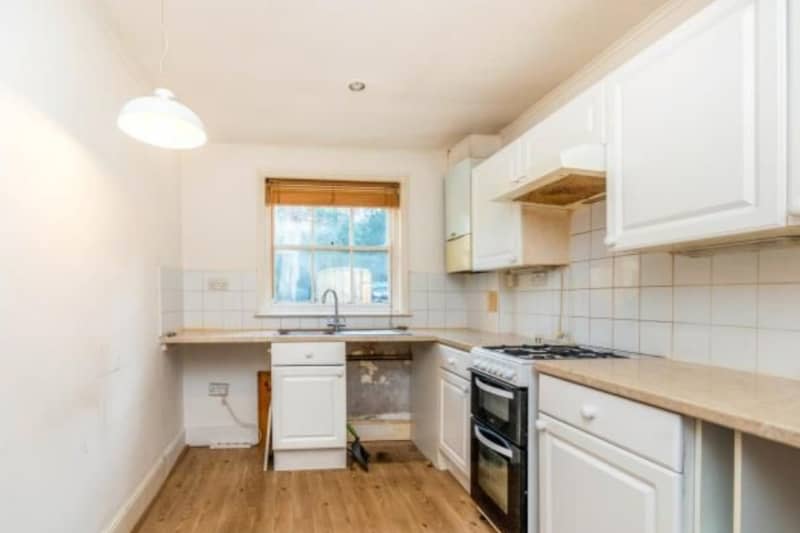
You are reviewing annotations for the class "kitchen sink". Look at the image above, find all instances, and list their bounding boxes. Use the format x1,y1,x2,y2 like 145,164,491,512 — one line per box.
276,328,411,336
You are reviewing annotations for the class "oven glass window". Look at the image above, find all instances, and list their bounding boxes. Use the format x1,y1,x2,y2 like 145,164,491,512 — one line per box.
478,444,509,513
479,388,510,423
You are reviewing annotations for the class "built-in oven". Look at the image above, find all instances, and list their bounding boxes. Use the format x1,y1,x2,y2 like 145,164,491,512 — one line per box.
470,370,528,533
471,419,527,533
471,371,527,446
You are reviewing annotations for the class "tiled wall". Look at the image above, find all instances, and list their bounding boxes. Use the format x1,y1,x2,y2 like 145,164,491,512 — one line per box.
160,203,800,379
409,271,499,331
500,201,800,379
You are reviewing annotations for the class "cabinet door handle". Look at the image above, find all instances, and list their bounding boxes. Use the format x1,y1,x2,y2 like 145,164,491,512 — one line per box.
580,405,598,421
535,419,548,432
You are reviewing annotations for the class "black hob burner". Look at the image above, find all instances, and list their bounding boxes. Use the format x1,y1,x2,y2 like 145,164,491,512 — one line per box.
483,344,625,360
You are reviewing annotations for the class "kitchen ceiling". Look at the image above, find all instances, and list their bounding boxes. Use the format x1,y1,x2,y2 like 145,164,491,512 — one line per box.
102,0,669,149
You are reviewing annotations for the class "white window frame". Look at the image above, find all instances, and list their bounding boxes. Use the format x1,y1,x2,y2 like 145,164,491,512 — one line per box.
257,175,408,317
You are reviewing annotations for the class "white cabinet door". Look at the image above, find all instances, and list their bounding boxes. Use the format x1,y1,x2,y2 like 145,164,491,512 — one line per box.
472,146,522,270
445,159,472,240
438,369,470,474
790,1,800,218
272,365,346,450
605,0,789,251
538,415,682,533
524,83,605,184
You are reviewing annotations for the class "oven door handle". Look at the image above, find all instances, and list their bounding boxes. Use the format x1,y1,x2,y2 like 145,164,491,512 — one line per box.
474,425,513,459
474,377,514,400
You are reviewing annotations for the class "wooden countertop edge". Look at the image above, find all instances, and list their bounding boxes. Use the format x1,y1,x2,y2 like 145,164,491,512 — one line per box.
535,363,800,450
160,330,483,352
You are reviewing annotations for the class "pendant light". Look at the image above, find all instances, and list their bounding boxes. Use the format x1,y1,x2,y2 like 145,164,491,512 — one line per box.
117,0,206,149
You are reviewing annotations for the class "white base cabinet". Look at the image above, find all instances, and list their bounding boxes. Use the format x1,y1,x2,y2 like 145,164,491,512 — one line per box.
438,364,471,491
272,342,346,471
538,376,691,533
538,414,683,533
605,0,794,251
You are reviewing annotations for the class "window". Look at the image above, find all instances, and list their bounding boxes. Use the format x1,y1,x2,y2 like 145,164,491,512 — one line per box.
266,178,401,311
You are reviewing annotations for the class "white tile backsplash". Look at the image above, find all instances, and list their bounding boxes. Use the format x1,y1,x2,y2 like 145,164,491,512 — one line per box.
712,252,758,284
758,284,800,331
641,253,673,286
759,248,800,283
160,235,800,380
673,323,711,364
674,286,711,324
613,288,639,320
640,287,672,322
711,286,757,327
590,258,613,288
674,256,712,285
710,326,757,372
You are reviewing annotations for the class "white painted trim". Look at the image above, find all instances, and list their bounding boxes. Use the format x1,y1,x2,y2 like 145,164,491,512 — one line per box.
185,425,259,447
101,430,186,533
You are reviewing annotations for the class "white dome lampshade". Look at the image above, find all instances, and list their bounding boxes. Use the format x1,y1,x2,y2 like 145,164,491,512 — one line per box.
117,88,207,149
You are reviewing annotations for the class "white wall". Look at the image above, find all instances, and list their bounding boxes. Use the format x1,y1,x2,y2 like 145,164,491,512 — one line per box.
180,143,446,273
0,2,184,532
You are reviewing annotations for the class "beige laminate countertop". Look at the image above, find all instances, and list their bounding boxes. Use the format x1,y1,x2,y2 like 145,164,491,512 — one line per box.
161,328,538,352
535,357,800,450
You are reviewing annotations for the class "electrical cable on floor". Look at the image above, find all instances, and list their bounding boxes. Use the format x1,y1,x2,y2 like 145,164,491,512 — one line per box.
221,397,262,444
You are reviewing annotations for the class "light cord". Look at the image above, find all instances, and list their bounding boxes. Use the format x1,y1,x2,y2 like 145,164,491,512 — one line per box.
158,0,169,77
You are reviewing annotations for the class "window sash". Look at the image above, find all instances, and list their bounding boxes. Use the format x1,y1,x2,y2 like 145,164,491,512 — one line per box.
271,206,392,306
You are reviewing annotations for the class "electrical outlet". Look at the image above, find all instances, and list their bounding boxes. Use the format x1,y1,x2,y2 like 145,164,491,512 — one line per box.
207,278,229,291
208,382,229,397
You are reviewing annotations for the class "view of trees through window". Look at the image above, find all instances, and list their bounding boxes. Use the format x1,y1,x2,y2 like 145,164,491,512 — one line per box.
273,206,390,305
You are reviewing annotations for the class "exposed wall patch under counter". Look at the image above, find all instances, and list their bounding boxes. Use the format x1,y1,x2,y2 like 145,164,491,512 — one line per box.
347,343,412,441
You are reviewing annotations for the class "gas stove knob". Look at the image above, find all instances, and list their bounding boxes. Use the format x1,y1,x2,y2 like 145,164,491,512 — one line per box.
503,370,514,380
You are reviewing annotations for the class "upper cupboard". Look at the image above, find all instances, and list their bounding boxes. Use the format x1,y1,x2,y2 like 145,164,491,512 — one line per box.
605,0,799,251
470,0,799,270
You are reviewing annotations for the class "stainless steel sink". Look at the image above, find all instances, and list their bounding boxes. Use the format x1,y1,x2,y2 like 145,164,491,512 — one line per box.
276,329,335,336
336,328,412,336
276,328,411,336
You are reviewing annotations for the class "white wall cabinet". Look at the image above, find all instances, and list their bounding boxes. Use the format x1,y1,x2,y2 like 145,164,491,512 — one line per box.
605,0,792,251
503,83,605,199
444,159,473,240
272,365,346,450
472,144,524,270
538,414,683,533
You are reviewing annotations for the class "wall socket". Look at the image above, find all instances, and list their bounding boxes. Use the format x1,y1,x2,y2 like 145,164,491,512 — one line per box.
207,278,229,291
208,382,229,397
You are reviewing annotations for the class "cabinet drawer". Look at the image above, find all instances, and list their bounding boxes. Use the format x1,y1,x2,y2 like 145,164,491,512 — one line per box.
539,375,684,471
272,342,345,366
438,344,472,379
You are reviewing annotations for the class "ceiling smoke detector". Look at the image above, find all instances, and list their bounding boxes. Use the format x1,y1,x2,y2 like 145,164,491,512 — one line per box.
348,81,366,92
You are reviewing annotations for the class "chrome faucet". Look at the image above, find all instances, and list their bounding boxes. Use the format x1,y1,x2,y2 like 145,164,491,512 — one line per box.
321,289,346,332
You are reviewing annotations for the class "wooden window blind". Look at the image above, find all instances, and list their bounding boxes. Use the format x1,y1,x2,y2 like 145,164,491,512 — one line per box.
265,178,400,208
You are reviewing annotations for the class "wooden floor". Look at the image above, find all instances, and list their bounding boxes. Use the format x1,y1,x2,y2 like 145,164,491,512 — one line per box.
135,442,493,533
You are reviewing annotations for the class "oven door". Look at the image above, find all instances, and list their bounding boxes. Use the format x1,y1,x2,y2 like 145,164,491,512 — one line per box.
471,371,527,446
471,420,527,533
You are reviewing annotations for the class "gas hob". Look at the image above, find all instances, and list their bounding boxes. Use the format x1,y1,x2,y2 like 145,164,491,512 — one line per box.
470,344,625,387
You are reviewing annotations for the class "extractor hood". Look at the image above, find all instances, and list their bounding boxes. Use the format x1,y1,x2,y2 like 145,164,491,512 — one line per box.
500,143,606,207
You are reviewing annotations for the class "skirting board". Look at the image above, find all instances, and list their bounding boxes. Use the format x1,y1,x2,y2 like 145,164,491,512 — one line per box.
185,425,259,447
100,430,186,533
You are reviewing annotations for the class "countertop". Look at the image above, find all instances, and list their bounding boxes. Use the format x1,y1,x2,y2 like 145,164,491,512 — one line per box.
535,357,800,450
161,328,538,352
